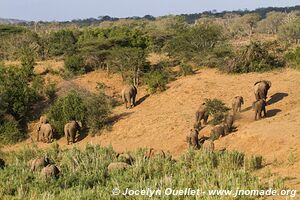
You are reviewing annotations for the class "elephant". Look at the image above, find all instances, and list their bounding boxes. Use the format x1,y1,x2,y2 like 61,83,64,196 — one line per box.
186,128,200,149
144,148,165,159
116,153,134,165
107,162,130,173
64,120,82,145
232,96,244,113
0,158,5,169
252,99,267,120
37,123,54,143
201,140,215,152
225,114,234,131
121,85,137,109
29,157,50,171
195,102,209,127
211,123,230,139
41,164,60,178
254,80,271,101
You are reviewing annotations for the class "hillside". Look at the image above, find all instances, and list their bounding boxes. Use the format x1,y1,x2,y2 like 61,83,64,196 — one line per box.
2,66,300,189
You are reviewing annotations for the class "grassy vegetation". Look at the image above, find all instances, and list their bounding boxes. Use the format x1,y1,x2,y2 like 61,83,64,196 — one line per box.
0,144,272,199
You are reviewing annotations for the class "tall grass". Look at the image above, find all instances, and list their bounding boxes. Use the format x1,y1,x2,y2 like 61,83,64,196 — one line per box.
0,144,276,199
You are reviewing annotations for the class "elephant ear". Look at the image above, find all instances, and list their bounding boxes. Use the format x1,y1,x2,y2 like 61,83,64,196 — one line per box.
267,81,271,88
254,80,261,85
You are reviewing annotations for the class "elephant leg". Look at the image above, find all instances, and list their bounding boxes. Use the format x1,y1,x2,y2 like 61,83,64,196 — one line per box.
203,113,209,125
128,98,132,108
263,107,267,118
72,132,75,144
132,96,136,107
255,93,259,101
254,111,258,120
66,131,70,145
37,131,40,142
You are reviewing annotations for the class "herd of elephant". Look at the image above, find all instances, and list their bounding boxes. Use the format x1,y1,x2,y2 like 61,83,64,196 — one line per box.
36,116,82,145
0,148,168,179
186,80,272,150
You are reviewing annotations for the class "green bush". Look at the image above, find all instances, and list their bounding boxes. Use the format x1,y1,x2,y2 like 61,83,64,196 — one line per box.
64,55,86,75
224,41,285,73
178,63,194,76
205,98,230,125
144,70,170,93
0,120,24,144
285,47,300,69
47,90,111,137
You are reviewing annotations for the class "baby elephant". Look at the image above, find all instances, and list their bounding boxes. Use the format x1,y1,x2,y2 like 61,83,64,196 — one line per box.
202,140,215,152
225,114,234,131
144,148,165,159
232,96,244,113
41,164,60,178
186,128,200,150
211,123,230,139
252,99,267,120
29,156,50,171
121,85,137,109
64,120,82,145
107,162,130,173
116,153,134,165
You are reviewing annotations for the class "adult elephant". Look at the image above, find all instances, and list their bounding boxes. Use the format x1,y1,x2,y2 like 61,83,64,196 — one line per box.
37,123,54,143
254,80,271,101
121,85,137,109
64,120,82,145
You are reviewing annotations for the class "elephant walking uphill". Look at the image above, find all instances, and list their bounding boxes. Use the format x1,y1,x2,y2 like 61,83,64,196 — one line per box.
121,85,137,109
36,116,54,143
254,80,271,101
64,120,82,145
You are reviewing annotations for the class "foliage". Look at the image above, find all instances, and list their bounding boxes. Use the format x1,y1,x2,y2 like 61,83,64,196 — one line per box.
284,47,300,69
278,14,300,44
0,120,24,144
205,98,230,125
223,41,285,73
178,63,194,76
64,55,86,75
47,90,111,137
47,29,77,57
106,47,148,84
0,145,271,199
144,69,171,93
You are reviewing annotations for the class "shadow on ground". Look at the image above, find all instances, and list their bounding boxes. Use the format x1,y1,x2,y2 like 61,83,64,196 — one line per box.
136,94,150,106
268,92,288,105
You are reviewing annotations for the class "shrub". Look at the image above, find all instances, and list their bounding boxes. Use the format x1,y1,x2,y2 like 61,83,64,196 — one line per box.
285,47,300,69
47,90,86,137
178,63,194,76
0,120,24,144
144,70,170,93
47,90,111,137
223,41,285,73
64,55,86,75
205,98,230,125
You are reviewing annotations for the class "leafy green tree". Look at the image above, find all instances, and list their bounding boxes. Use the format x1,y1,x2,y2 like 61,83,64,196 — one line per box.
164,23,226,65
257,12,286,34
47,29,77,57
232,13,260,37
278,16,300,44
64,55,86,75
107,47,148,84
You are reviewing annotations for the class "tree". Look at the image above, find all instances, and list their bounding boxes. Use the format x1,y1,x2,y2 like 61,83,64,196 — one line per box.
47,29,77,57
278,16,300,44
232,13,260,37
257,12,286,34
106,47,147,85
